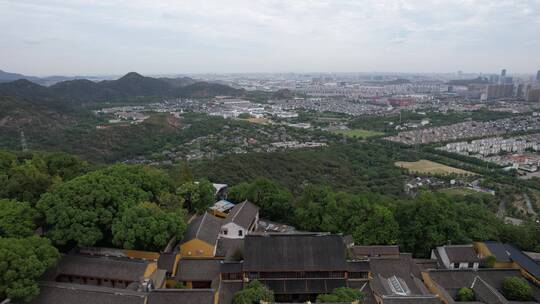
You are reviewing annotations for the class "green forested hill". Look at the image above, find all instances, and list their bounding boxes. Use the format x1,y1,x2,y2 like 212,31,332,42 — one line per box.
0,72,244,103
190,141,411,196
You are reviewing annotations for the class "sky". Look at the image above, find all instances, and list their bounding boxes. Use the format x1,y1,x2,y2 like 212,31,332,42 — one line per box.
1,0,540,76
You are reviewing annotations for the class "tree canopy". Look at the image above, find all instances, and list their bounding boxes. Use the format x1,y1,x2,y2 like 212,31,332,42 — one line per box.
232,280,274,304
0,199,38,238
176,179,215,214
353,205,398,245
0,236,59,302
502,277,533,301
316,287,363,303
229,177,293,222
36,164,179,249
112,202,187,251
0,151,88,204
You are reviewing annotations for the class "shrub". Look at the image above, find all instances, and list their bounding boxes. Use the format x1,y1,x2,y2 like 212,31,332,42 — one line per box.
456,287,475,301
502,277,533,301
481,255,496,268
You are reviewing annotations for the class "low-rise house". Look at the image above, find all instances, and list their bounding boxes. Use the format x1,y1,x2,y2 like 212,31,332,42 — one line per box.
431,245,480,270
220,201,259,239
44,254,164,290
180,213,223,258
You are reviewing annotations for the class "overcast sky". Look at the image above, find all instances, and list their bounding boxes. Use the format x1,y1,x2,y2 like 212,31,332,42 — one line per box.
1,0,540,76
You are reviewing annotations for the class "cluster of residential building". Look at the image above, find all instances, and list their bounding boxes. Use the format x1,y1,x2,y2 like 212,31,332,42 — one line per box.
441,135,540,156
439,134,540,172
386,116,540,145
25,185,540,304
272,98,388,116
207,97,298,119
94,105,151,126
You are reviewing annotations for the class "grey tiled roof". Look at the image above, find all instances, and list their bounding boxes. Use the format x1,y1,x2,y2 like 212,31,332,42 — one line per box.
176,259,221,282
351,245,399,258
443,245,480,263
52,254,149,282
243,234,347,272
223,201,259,229
29,282,147,304
147,289,214,304
182,213,223,246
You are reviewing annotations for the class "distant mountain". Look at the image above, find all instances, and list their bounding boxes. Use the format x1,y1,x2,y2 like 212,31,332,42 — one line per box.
0,79,52,99
0,72,244,102
0,69,42,83
158,76,197,88
176,82,244,98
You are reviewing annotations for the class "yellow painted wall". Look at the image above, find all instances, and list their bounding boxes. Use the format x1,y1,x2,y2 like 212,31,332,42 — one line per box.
214,290,219,304
124,249,160,260
521,269,540,286
422,272,448,304
180,239,215,258
210,209,228,219
144,262,157,278
172,254,182,276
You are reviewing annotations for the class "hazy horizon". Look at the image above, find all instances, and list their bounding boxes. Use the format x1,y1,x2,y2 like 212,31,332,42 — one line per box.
2,0,540,76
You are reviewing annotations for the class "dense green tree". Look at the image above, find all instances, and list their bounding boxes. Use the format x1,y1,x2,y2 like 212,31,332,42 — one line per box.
177,179,215,214
99,164,175,200
3,157,52,203
294,186,341,233
156,192,183,211
178,162,194,183
456,287,475,301
353,205,398,245
316,287,363,303
232,280,274,304
0,199,38,238
112,202,187,251
43,152,90,180
0,236,59,302
36,164,176,248
396,193,461,257
0,151,88,204
502,277,533,301
36,171,149,247
229,178,294,222
0,150,16,170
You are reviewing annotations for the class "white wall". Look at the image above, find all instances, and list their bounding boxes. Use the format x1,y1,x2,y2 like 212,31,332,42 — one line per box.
220,222,245,239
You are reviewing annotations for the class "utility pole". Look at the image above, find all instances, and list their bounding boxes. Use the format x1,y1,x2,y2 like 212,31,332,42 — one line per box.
20,130,28,152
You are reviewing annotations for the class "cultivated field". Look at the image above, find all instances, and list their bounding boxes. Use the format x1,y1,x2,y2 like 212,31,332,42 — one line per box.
332,129,384,138
395,159,475,175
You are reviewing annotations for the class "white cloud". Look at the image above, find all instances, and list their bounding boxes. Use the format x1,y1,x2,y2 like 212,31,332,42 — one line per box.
0,0,539,75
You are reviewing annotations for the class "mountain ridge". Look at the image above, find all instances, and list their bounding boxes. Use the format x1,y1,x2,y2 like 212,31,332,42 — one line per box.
0,72,244,102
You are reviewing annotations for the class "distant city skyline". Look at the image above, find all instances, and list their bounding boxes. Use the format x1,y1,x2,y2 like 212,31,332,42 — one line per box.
1,0,540,76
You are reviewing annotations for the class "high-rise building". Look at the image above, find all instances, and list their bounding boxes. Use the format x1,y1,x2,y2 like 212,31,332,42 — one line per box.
536,70,540,83
485,84,514,100
501,69,507,77
525,85,540,102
